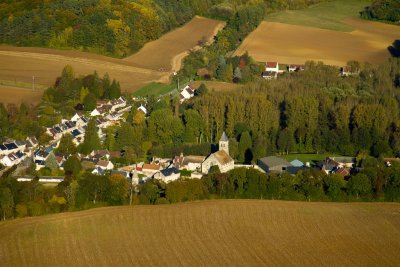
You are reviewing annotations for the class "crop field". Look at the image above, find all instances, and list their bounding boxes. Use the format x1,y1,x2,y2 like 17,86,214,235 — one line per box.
0,16,224,104
1,200,399,266
235,0,400,66
124,16,225,72
0,85,43,105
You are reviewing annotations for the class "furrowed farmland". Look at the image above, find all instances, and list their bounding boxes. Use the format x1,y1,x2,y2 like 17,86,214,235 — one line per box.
0,16,224,104
234,0,400,66
1,200,399,266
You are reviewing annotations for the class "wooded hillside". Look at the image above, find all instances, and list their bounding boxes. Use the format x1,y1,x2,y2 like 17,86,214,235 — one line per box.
0,0,327,57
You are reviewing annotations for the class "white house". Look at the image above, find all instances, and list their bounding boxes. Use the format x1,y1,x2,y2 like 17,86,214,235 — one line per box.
201,132,234,174
266,62,279,73
142,163,161,177
173,153,206,171
90,108,101,117
288,64,305,72
154,167,181,183
179,85,195,103
137,105,147,115
110,96,127,112
96,160,114,171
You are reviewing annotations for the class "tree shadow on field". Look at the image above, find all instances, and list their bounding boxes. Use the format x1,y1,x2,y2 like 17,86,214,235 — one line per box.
388,40,400,57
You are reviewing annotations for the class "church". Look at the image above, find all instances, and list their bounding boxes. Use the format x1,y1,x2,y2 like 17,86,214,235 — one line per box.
201,132,234,174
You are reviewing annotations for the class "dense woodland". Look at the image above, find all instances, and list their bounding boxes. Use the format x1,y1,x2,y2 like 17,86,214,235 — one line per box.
360,0,400,23
0,0,326,57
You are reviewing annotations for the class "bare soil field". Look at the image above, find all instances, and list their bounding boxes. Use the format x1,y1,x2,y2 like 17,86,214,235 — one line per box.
234,19,400,66
124,16,225,72
0,16,224,102
1,200,399,267
0,85,43,105
191,81,242,92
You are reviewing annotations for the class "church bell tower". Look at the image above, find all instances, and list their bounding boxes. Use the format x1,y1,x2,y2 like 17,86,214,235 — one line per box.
219,131,229,155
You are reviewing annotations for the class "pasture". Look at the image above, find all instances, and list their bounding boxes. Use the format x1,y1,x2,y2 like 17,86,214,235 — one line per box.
265,0,370,31
235,0,400,66
1,200,399,266
0,16,224,103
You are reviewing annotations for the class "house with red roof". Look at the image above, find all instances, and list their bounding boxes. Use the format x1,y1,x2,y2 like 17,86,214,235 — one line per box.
265,62,279,73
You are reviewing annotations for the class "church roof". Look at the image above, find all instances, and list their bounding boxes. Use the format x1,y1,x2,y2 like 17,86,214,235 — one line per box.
214,150,233,166
220,131,228,142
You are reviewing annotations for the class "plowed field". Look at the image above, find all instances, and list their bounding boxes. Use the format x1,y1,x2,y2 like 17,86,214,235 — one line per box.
1,200,399,266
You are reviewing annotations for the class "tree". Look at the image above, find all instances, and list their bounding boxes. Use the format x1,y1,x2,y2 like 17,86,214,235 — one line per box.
195,83,208,96
277,128,294,154
223,63,233,82
78,173,109,204
183,109,204,143
238,131,252,163
45,152,58,170
233,66,242,83
109,79,121,100
116,122,135,149
57,133,77,155
347,174,372,199
83,93,97,111
216,55,226,80
80,119,101,155
108,174,129,205
0,188,14,220
324,174,346,201
63,155,82,177
139,181,160,204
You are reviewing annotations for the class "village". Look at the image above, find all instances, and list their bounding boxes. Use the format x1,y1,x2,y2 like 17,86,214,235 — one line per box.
0,61,375,189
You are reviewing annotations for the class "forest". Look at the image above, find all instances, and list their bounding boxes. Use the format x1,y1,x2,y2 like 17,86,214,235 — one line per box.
0,0,327,57
360,0,400,23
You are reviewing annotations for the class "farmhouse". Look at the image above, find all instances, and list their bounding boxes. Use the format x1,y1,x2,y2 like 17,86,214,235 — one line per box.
258,156,292,173
179,85,195,103
262,71,277,80
265,62,279,73
201,132,234,174
154,167,181,183
288,64,305,72
142,163,161,176
173,153,206,171
96,160,114,171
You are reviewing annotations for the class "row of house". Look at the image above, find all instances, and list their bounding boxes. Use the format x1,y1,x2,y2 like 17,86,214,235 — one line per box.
0,137,38,167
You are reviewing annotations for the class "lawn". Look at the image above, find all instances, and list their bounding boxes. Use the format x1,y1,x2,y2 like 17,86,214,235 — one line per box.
133,78,190,97
266,0,370,31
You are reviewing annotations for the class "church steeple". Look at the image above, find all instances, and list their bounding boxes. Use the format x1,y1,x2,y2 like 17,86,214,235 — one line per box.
219,131,229,155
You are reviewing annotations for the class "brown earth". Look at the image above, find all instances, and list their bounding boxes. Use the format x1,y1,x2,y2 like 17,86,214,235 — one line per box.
0,85,43,105
1,200,399,267
124,16,225,72
0,16,224,104
234,18,400,66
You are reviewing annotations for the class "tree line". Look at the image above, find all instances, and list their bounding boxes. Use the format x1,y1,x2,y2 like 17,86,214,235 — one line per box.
2,157,400,220
360,0,400,24
0,0,328,57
